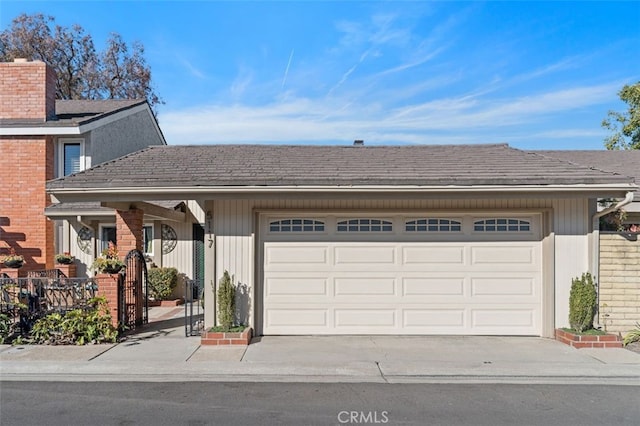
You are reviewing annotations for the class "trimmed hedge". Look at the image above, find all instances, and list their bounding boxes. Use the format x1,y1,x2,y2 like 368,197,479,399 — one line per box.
148,267,178,300
217,270,236,331
569,272,597,333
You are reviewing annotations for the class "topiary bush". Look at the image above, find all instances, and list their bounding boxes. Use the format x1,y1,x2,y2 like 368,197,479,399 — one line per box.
569,272,597,333
147,267,178,300
217,270,236,331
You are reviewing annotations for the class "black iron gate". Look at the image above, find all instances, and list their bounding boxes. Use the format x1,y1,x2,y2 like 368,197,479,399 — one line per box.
185,223,205,336
119,249,148,330
185,279,204,336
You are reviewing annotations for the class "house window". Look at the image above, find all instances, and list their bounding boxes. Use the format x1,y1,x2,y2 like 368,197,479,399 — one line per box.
269,219,325,232
406,219,462,232
337,219,392,232
100,225,116,253
58,138,85,177
143,224,153,255
473,218,531,232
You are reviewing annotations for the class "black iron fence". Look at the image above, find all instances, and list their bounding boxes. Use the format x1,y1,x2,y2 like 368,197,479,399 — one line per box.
0,276,98,334
184,279,204,336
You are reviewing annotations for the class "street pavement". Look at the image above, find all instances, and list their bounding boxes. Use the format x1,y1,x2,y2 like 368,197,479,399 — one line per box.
1,306,639,384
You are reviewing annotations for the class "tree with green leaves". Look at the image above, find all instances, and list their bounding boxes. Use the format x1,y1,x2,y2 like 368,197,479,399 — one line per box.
602,81,640,150
0,13,162,114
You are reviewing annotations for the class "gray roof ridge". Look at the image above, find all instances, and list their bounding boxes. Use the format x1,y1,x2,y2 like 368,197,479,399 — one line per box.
153,142,511,149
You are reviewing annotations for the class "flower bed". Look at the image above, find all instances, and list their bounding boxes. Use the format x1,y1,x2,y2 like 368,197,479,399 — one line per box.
201,327,252,346
555,328,622,348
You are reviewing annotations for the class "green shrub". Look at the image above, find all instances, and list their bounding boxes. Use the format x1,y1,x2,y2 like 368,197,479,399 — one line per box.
0,313,13,344
217,270,236,331
148,267,178,300
27,296,118,345
569,272,597,333
623,323,640,346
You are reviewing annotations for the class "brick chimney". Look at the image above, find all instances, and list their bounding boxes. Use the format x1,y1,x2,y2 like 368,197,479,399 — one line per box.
0,59,57,121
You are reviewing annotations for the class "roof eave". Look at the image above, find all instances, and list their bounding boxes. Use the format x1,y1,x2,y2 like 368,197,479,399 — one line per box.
47,183,639,203
0,103,166,143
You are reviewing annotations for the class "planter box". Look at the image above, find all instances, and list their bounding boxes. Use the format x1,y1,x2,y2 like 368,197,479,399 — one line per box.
555,328,623,349
148,298,184,307
56,263,77,278
201,327,252,346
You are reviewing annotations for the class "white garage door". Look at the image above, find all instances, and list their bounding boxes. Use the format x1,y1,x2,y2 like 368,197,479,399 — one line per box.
261,214,542,336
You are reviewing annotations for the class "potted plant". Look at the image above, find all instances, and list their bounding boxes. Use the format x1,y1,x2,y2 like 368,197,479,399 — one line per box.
1,248,24,268
91,242,125,274
54,252,75,265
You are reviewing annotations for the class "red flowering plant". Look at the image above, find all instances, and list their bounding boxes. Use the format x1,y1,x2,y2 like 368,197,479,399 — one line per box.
91,242,125,274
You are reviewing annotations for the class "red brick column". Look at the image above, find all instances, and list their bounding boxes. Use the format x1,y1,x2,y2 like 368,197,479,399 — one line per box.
115,209,144,254
96,273,120,327
115,208,144,325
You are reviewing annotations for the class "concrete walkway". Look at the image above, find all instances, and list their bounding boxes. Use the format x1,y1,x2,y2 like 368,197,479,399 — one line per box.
1,306,639,384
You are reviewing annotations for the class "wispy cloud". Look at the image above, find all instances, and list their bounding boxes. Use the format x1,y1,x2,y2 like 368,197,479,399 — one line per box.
161,81,618,147
230,67,253,98
177,55,205,79
158,5,631,150
281,49,294,89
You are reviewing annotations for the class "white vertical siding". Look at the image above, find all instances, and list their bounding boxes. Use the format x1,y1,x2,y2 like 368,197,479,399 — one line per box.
161,220,193,299
552,198,590,329
67,221,94,277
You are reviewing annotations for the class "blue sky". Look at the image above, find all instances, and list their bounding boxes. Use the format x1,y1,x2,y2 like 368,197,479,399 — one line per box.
1,1,639,149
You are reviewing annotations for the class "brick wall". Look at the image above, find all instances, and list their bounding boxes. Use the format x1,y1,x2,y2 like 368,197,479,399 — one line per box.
115,209,144,255
0,60,56,120
0,136,55,271
599,233,640,334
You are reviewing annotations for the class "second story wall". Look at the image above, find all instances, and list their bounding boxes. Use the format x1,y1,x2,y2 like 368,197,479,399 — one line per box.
90,109,165,166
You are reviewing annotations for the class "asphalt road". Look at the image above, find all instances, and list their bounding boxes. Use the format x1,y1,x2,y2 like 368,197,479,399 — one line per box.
1,382,638,426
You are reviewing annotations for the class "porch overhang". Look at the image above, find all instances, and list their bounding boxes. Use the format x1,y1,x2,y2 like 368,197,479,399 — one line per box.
44,201,186,222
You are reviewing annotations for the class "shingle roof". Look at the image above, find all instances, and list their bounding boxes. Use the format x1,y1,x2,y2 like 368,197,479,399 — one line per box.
0,99,146,127
535,150,640,196
46,144,635,190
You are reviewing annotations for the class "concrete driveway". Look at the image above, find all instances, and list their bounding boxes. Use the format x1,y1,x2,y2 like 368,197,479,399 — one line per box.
2,306,639,383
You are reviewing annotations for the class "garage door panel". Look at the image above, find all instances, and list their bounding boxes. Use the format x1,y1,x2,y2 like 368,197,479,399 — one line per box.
471,246,536,266
334,278,396,296
334,246,395,265
403,309,465,327
402,277,465,296
266,309,328,327
402,246,465,264
335,309,396,327
265,245,328,265
266,277,328,296
470,277,537,296
471,309,536,328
